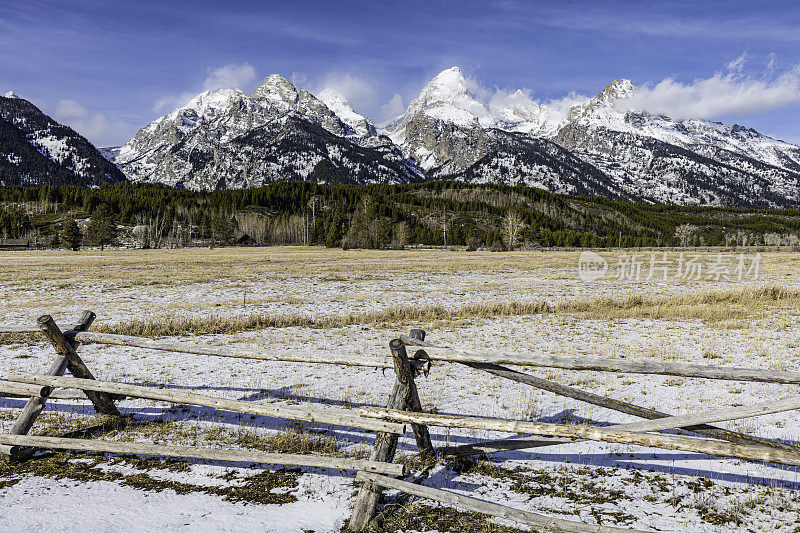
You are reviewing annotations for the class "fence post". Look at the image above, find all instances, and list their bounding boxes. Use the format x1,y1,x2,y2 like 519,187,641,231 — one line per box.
1,312,120,460
37,314,120,417
405,329,435,461
349,336,435,530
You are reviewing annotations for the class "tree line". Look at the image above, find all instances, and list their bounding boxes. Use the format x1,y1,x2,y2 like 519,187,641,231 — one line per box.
2,181,800,249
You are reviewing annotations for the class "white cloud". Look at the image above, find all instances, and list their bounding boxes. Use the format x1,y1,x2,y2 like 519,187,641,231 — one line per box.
202,63,256,92
379,93,405,120
153,62,257,113
726,52,748,74
290,71,308,86
488,88,544,118
486,86,588,125
53,100,134,147
463,75,492,101
315,73,377,110
621,59,800,120
545,92,589,120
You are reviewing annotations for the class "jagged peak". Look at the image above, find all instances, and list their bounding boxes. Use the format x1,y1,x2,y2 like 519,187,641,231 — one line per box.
405,66,490,128
2,91,21,99
595,78,636,102
418,67,471,102
252,74,299,103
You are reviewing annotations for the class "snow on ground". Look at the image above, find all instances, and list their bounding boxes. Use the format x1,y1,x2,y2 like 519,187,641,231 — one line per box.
2,248,800,531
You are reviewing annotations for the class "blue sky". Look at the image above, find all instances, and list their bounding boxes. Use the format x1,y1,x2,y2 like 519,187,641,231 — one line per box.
2,0,800,146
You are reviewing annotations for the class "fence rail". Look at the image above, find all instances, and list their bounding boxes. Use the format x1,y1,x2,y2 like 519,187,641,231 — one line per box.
74,331,394,368
401,336,800,384
0,435,406,475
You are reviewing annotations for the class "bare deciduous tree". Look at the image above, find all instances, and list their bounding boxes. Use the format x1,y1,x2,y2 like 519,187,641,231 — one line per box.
501,211,525,251
674,224,697,247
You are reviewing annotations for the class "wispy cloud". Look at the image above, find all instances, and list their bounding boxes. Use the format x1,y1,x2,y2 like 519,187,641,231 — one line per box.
524,5,800,42
314,73,378,112
379,93,405,120
153,62,257,113
621,55,800,120
53,99,136,146
202,63,256,91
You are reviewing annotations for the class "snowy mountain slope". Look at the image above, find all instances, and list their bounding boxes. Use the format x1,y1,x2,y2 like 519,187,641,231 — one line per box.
115,76,420,190
381,68,633,196
0,92,126,186
555,80,800,207
454,130,636,202
568,79,800,175
316,89,376,137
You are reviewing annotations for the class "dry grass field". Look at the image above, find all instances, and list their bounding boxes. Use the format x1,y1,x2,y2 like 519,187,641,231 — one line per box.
2,247,800,531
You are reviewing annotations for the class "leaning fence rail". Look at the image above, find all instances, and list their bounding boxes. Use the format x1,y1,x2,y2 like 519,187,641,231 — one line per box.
400,338,800,384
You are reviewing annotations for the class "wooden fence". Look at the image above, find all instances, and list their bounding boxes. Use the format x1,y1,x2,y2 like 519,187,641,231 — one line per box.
3,315,800,532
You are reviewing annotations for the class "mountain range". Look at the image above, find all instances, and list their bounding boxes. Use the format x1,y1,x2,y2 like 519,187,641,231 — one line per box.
3,67,800,208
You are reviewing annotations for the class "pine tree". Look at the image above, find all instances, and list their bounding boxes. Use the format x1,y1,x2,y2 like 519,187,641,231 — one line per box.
62,219,82,251
87,203,117,250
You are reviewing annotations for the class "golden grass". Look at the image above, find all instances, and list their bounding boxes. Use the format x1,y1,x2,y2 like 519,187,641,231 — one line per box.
560,285,800,321
0,246,582,287
94,285,800,336
3,247,800,290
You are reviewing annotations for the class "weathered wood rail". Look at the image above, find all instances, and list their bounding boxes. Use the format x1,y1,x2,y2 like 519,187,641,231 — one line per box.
3,316,800,532
74,331,394,368
0,434,406,475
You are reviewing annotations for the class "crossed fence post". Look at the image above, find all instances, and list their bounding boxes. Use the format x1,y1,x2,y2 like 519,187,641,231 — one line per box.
1,312,121,459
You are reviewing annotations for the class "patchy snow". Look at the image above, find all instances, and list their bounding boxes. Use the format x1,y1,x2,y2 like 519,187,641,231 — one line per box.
317,88,376,137
3,250,800,531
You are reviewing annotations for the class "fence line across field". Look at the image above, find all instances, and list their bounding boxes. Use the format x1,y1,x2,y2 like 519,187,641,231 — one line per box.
7,326,799,384
3,314,800,532
399,334,800,452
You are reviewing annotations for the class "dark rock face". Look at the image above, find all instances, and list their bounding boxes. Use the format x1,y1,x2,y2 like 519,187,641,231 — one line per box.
0,94,126,186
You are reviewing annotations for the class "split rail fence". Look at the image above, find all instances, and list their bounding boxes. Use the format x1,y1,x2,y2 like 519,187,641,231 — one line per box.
3,316,800,532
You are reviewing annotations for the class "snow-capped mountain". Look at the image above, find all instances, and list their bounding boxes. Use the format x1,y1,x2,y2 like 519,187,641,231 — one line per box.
383,67,563,175
554,79,800,206
317,89,377,137
115,76,419,190
383,69,800,207
0,92,125,187
11,64,793,207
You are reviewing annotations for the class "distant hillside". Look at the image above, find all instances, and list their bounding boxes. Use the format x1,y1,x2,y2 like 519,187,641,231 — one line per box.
0,92,126,187
2,181,800,248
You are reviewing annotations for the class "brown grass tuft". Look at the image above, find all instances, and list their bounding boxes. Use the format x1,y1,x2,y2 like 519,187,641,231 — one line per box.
95,285,800,337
